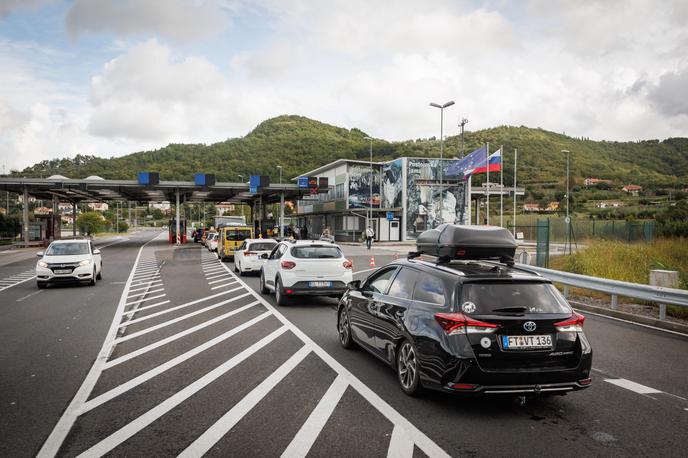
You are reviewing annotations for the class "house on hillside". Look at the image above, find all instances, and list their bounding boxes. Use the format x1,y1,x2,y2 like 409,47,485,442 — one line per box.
33,207,52,215
149,202,171,214
584,178,614,187
87,202,109,212
622,185,642,196
523,203,541,212
596,200,624,208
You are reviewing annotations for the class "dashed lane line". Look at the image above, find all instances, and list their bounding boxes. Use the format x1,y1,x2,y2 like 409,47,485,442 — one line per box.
37,231,164,458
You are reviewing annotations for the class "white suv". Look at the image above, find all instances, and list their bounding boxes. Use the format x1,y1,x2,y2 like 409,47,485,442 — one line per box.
259,240,353,306
36,239,103,288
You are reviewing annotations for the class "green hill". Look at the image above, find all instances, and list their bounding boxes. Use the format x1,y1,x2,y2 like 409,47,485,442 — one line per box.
14,115,688,191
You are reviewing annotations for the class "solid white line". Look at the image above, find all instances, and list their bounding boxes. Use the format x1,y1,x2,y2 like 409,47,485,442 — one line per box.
129,280,163,289
386,425,415,458
605,378,662,394
16,290,43,302
37,231,163,458
104,303,263,369
127,288,164,298
572,307,688,338
213,259,451,458
281,375,348,458
210,282,239,290
208,278,233,285
178,347,310,458
123,293,166,307
79,331,300,457
114,292,251,341
81,317,280,414
122,300,171,316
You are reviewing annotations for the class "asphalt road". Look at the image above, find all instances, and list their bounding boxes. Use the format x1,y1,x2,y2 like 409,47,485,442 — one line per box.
1,234,686,457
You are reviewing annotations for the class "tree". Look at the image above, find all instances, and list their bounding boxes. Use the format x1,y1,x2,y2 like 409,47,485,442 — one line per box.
77,212,105,236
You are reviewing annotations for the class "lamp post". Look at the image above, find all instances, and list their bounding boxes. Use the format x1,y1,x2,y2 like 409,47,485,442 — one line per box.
430,100,455,225
562,149,571,254
459,117,469,157
364,136,374,230
237,174,245,223
276,165,284,238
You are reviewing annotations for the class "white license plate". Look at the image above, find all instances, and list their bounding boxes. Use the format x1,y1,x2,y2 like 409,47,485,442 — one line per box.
502,335,552,349
54,269,71,274
308,281,332,288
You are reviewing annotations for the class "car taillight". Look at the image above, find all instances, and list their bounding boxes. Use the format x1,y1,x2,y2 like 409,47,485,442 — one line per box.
554,312,585,332
434,313,499,335
281,260,296,269
343,260,353,269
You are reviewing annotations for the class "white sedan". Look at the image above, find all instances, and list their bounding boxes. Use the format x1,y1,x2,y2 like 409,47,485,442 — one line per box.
234,239,278,276
206,233,219,252
259,240,353,306
36,239,103,288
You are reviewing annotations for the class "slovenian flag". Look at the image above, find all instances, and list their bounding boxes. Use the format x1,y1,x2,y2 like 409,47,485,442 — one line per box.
465,148,501,177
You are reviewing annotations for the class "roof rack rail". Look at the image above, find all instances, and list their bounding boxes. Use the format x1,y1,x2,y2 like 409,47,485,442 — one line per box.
407,251,422,260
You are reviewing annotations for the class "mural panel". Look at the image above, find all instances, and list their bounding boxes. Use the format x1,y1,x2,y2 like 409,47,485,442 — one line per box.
348,165,381,209
382,159,403,208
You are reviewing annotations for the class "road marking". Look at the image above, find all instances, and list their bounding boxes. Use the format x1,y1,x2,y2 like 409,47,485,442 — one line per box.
128,280,162,291
80,335,305,457
206,272,231,280
178,346,311,458
37,231,164,458
95,237,128,249
207,277,233,285
0,269,37,292
387,425,415,458
123,293,167,307
605,378,662,394
121,300,171,316
127,287,165,298
210,281,239,290
572,307,688,338
16,290,43,302
104,304,264,369
203,267,225,274
281,375,349,457
114,292,251,341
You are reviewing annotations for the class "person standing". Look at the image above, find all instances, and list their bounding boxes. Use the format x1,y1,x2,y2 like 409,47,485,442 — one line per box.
365,226,375,250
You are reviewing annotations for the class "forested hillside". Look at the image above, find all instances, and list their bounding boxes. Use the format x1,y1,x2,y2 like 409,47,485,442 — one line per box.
15,115,688,190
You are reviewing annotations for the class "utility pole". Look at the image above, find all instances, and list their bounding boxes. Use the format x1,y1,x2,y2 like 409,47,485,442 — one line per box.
458,117,469,157
430,100,455,225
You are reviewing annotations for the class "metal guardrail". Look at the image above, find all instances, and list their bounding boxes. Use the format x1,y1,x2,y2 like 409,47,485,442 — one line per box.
515,263,688,320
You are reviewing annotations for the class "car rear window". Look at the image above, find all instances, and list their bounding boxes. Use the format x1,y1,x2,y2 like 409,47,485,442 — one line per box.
226,229,251,241
46,242,89,256
248,242,277,251
460,282,571,315
291,246,342,259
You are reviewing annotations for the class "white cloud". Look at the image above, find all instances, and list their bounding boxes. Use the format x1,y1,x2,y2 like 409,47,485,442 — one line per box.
0,0,54,18
66,0,227,42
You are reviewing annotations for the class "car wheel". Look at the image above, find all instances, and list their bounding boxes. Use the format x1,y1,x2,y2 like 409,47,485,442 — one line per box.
259,269,269,294
37,281,47,289
397,340,422,396
275,277,289,306
96,263,102,280
338,307,356,349
90,268,97,286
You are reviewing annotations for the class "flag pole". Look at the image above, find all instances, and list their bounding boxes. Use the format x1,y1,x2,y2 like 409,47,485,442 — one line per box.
486,142,490,225
513,148,518,236
466,175,472,225
500,144,503,228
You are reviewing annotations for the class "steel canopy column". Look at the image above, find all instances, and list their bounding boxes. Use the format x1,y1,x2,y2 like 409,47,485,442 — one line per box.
280,192,285,238
175,188,181,245
22,186,29,248
72,202,77,237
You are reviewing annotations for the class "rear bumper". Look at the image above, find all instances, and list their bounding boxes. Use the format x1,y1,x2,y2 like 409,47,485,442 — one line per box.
442,379,591,395
284,286,348,296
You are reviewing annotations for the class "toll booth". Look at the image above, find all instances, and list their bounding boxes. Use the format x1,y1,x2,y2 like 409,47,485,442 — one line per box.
168,217,187,243
21,214,62,246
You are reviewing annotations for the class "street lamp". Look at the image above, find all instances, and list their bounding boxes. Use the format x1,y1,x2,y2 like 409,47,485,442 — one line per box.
562,149,571,254
459,117,469,158
276,165,282,184
430,100,455,225
237,174,244,183
364,136,374,230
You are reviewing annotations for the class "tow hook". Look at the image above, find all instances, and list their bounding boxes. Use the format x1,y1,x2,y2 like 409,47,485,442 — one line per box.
514,395,527,406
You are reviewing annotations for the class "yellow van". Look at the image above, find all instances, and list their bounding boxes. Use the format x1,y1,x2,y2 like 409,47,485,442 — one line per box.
218,226,253,261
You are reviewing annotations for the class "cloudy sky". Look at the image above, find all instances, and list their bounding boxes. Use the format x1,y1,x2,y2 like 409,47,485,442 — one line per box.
1,0,687,171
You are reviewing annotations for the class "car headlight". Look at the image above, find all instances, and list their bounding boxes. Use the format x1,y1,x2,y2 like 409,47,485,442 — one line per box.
38,261,48,268
79,259,92,266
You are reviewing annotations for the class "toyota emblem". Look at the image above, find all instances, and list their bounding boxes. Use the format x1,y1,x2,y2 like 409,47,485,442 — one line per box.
523,321,537,332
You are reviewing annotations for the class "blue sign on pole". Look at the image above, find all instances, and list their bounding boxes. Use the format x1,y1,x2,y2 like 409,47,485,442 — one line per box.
386,212,394,221
298,176,308,188
249,185,258,194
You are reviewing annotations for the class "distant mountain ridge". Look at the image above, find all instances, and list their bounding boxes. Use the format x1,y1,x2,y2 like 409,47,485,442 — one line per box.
15,115,688,190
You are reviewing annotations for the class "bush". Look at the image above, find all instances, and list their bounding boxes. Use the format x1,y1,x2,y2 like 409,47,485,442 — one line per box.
77,212,105,236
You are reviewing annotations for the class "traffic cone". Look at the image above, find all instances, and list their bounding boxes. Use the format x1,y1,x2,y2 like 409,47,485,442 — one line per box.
394,252,399,260
370,256,376,268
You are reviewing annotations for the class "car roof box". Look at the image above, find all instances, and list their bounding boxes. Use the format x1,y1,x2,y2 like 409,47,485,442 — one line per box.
416,224,517,264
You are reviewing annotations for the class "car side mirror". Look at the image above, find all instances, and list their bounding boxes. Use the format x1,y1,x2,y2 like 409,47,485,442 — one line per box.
260,253,269,260
93,249,101,255
348,280,361,290
36,251,44,257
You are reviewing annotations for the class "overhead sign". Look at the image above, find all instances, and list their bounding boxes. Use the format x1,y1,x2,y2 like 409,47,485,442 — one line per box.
298,176,309,188
194,173,216,187
138,172,160,185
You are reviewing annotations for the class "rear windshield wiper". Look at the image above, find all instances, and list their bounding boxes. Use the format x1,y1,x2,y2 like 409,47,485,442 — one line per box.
491,306,528,314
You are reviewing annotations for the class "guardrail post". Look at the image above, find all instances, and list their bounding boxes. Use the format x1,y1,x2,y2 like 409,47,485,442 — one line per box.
563,285,569,298
611,294,618,310
650,270,678,320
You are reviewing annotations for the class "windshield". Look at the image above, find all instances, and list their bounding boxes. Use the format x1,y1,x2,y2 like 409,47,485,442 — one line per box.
248,242,277,251
45,242,90,256
460,282,571,315
226,229,251,241
291,246,342,259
